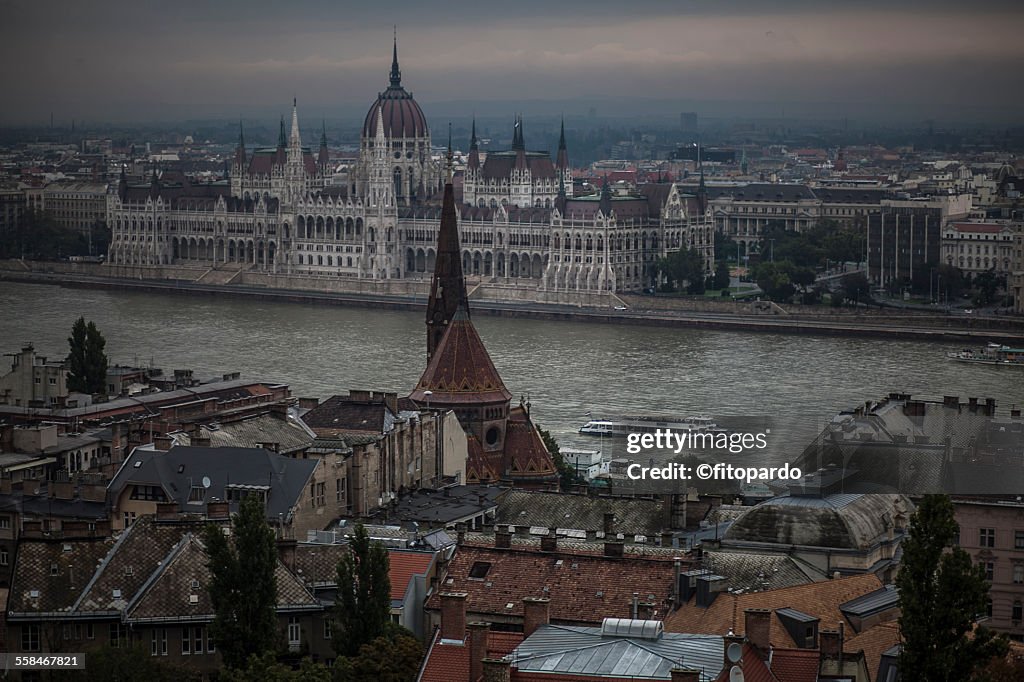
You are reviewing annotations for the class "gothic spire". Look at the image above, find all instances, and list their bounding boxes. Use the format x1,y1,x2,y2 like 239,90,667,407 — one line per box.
289,98,301,148
277,115,286,148
389,26,402,88
470,117,478,151
468,117,480,171
425,139,469,360
599,175,612,216
234,119,247,167
318,120,329,166
556,116,569,170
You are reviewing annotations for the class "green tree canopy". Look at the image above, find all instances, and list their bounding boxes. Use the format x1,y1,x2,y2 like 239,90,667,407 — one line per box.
333,622,424,682
218,651,330,682
657,246,707,294
67,317,108,395
332,523,392,658
713,261,731,290
540,428,583,491
896,495,1008,681
202,494,279,670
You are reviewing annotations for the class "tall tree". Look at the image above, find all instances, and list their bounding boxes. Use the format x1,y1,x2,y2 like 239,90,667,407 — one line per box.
67,317,108,394
713,261,731,290
203,494,279,670
896,495,1007,681
540,428,582,491
332,523,392,658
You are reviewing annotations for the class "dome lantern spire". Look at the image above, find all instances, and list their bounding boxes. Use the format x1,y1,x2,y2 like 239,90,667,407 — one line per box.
389,26,402,88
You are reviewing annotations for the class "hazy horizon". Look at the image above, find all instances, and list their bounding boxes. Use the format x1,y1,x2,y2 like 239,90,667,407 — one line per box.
2,0,1023,127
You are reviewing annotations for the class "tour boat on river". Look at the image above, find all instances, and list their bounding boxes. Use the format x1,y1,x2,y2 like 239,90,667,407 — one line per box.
947,343,1024,366
579,415,723,436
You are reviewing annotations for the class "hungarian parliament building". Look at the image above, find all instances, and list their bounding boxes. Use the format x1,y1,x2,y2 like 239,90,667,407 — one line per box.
105,42,714,294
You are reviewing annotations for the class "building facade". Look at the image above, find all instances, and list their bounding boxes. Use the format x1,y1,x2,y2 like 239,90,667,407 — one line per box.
942,221,1015,275
104,42,713,294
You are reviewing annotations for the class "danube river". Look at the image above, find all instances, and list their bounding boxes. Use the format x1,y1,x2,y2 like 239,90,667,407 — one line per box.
2,282,1021,461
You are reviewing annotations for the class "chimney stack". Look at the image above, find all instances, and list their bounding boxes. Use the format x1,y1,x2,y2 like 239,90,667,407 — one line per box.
467,621,490,682
482,659,511,682
744,608,772,656
819,629,842,659
603,540,624,558
522,597,550,638
670,669,702,682
206,500,230,520
540,527,558,552
276,538,297,571
155,502,178,521
495,526,512,549
603,512,615,535
154,435,172,451
440,592,468,642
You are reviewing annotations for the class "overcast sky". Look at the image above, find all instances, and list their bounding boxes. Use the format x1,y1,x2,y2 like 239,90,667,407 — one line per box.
1,0,1022,126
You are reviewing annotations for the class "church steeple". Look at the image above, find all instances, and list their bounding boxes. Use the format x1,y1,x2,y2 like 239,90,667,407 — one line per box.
277,116,286,148
425,141,468,360
289,98,301,148
468,117,480,171
234,119,247,167
556,117,569,170
389,27,402,89
318,120,329,166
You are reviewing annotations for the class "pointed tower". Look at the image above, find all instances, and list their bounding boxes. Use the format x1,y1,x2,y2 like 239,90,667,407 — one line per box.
368,103,395,209
390,26,402,89
318,121,330,168
556,118,569,170
423,142,466,360
234,120,247,168
467,117,480,171
599,176,612,216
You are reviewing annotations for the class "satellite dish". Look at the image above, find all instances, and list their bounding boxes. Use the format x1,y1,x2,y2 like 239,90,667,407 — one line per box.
727,642,743,663
729,666,745,682
201,476,212,489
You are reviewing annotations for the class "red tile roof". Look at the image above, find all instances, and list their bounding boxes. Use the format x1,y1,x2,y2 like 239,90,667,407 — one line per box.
950,222,1007,233
768,648,820,682
389,549,435,601
418,627,523,682
843,621,901,682
666,574,884,647
425,544,677,625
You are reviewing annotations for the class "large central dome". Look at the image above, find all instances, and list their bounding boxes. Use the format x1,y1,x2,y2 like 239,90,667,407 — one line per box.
361,38,429,140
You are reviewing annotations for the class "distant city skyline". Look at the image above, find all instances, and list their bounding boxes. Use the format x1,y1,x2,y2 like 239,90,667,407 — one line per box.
1,0,1023,125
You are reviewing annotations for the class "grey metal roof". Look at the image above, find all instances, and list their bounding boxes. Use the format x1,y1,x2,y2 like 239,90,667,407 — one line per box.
510,623,724,681
108,445,318,521
840,584,899,617
776,607,819,623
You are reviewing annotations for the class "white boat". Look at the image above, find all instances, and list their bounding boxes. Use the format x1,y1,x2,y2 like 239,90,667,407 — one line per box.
947,344,1024,366
579,415,723,437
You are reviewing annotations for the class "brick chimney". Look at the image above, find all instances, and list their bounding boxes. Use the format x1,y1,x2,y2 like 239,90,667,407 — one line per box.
670,669,701,682
603,540,624,558
495,526,512,549
155,502,178,521
467,621,489,682
440,592,468,642
276,538,297,571
206,500,230,520
522,597,550,638
482,658,510,682
154,435,172,451
820,628,842,659
540,527,557,552
603,512,615,535
744,608,772,655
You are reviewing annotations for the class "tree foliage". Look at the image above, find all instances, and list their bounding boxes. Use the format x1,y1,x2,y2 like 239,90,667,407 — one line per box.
540,428,583,491
713,261,731,290
219,652,331,682
333,622,424,682
202,494,279,670
0,210,110,260
896,495,1008,681
749,260,816,303
47,644,201,682
67,317,108,394
332,523,392,658
657,246,707,294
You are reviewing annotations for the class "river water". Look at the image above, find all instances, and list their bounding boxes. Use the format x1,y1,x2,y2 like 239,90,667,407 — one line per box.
2,281,1021,462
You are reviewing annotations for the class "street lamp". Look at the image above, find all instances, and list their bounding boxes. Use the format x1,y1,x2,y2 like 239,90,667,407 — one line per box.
424,390,432,411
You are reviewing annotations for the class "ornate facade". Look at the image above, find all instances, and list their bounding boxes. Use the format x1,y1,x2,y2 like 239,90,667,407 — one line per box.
106,39,714,293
